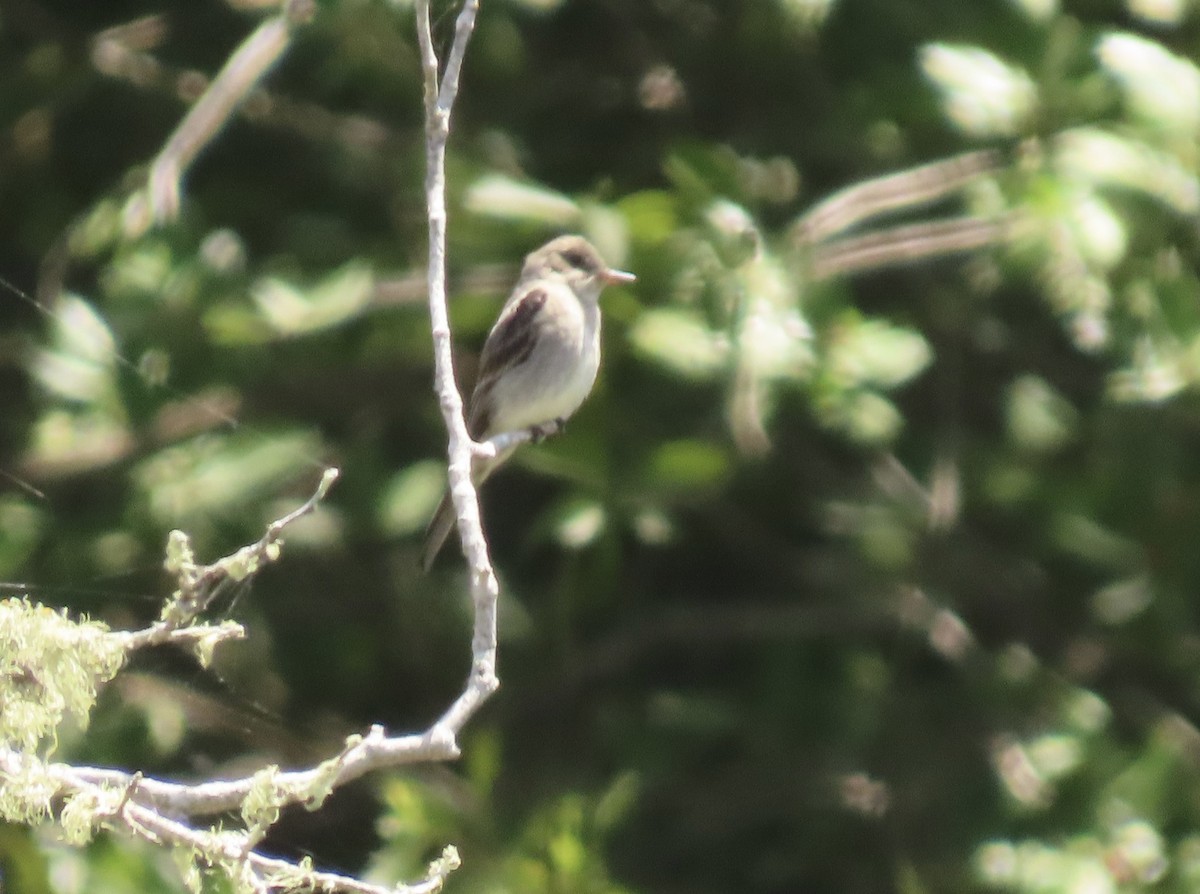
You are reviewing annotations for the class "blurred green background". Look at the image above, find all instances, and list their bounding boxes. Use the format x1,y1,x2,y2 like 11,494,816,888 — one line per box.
5,0,1200,891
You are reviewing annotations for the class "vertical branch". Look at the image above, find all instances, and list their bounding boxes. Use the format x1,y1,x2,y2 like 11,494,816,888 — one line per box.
413,0,499,730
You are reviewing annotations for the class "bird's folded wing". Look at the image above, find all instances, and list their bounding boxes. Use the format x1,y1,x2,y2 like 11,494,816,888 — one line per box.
468,286,548,437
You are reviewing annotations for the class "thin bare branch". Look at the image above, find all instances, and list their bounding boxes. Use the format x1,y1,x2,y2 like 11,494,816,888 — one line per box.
808,214,1013,280
793,149,1003,245
155,467,340,629
140,0,316,226
414,0,499,740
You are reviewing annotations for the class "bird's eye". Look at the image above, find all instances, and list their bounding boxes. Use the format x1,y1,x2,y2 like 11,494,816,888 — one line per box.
562,250,589,270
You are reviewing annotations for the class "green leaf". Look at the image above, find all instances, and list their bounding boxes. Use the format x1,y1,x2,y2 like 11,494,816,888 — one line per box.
252,262,374,336
642,440,731,492
628,308,728,380
827,317,932,389
920,43,1037,137
1006,375,1077,452
616,191,679,244
377,460,446,537
464,174,580,225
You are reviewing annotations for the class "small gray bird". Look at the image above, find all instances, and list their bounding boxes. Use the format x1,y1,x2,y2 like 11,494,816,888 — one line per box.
421,235,636,571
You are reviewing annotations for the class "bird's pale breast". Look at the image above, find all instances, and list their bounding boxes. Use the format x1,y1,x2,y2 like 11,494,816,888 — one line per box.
483,282,600,435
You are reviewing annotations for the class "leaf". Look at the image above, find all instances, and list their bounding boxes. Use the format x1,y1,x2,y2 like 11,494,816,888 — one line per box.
1006,375,1077,452
628,308,728,380
252,262,374,336
377,460,448,537
920,44,1037,137
1097,32,1200,135
464,174,580,225
827,317,932,389
643,440,731,492
616,191,679,244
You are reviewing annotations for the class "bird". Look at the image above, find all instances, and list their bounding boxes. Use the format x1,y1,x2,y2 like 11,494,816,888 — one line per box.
420,235,636,571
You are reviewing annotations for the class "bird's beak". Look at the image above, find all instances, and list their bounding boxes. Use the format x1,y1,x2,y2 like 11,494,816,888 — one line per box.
601,268,637,286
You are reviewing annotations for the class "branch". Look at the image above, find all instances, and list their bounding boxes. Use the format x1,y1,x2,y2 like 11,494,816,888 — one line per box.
808,214,1013,280
413,0,499,735
150,467,340,635
792,149,1003,245
62,724,460,818
137,0,316,227
0,468,470,890
0,748,459,894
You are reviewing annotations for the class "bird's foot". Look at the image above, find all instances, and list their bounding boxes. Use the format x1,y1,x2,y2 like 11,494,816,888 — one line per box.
529,418,566,444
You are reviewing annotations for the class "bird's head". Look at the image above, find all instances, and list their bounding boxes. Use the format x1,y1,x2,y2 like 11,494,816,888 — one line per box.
522,235,636,300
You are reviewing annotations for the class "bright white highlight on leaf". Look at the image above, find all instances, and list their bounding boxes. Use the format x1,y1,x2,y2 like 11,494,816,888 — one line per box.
32,295,119,406
1097,32,1200,134
1007,0,1058,21
828,319,932,389
629,308,729,379
778,0,837,27
253,263,374,336
1006,375,1077,453
1055,128,1200,214
464,174,580,224
920,44,1036,137
1128,0,1189,24
1067,194,1126,271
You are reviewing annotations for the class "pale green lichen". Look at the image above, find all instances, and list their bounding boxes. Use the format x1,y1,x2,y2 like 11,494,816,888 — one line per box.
261,854,315,891
191,621,242,668
431,844,463,877
0,755,58,825
240,765,284,837
303,736,358,811
172,846,205,894
58,787,110,845
0,597,126,753
163,529,196,576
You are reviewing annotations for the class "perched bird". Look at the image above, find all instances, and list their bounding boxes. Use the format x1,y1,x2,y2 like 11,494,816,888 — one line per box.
420,235,636,571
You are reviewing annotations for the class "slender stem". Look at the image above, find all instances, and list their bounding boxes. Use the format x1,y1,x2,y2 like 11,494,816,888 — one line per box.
413,0,499,728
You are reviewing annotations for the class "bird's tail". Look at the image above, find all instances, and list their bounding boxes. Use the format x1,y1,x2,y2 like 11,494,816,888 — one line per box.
420,490,457,572
419,449,511,572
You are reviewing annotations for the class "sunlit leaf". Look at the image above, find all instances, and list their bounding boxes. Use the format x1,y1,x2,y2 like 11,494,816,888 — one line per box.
1055,128,1200,215
1097,32,1200,135
551,498,607,550
628,308,729,379
921,44,1037,137
377,460,445,537
1005,375,1077,452
31,296,119,406
643,440,731,491
827,318,932,389
617,191,678,245
133,431,325,525
253,262,374,336
464,174,580,224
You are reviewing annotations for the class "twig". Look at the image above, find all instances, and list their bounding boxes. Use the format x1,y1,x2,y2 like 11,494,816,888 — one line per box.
155,467,340,630
414,0,499,736
792,149,1003,245
141,0,317,226
808,215,1013,280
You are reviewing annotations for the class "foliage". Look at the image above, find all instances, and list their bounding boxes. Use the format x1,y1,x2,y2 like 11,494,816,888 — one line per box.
5,0,1200,892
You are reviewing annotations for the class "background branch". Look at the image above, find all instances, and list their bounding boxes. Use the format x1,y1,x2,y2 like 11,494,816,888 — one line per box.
139,0,316,227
